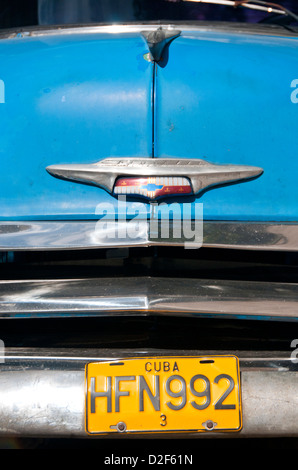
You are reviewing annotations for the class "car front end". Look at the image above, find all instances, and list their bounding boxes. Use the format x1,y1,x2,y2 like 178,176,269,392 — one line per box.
0,0,297,447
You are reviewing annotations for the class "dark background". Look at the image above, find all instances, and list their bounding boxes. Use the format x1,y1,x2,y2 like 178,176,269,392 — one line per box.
0,0,297,29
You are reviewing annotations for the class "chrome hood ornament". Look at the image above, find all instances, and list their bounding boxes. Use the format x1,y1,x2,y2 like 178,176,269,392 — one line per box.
46,158,263,200
141,27,181,62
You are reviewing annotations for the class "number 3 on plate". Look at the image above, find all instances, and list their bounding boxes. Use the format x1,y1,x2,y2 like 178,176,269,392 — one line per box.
160,414,167,426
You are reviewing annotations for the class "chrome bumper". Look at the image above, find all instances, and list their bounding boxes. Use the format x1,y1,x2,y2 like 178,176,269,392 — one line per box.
0,221,298,251
0,277,297,321
0,349,297,438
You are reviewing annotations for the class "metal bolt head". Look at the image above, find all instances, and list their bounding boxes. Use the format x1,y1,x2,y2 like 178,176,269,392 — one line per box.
202,420,217,431
116,422,127,433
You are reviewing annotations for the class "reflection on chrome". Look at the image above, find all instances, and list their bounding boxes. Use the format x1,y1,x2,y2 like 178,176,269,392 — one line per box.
0,221,298,251
0,350,296,437
0,277,297,321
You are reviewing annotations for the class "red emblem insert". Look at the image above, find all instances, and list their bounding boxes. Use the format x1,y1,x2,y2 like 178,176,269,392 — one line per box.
114,177,192,199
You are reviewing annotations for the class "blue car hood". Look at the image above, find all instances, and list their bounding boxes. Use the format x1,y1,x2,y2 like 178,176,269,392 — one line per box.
0,32,153,220
0,27,298,222
154,29,298,222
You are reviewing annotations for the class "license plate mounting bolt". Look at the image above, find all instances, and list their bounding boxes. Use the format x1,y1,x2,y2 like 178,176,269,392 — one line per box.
109,422,127,433
203,420,217,431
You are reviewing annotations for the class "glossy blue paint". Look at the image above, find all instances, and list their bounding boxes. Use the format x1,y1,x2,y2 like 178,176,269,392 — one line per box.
0,33,153,220
155,30,298,221
0,28,297,222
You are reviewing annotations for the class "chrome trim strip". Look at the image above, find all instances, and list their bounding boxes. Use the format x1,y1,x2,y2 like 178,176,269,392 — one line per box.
0,277,297,321
0,221,298,251
203,221,298,251
4,24,183,39
46,157,263,198
2,23,297,40
0,349,296,437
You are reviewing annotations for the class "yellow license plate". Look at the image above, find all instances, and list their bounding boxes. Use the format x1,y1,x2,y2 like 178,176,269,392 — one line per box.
85,356,242,435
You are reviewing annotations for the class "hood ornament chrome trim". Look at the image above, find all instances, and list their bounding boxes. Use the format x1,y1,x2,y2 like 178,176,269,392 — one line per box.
141,27,181,62
46,158,263,200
